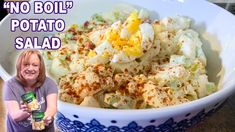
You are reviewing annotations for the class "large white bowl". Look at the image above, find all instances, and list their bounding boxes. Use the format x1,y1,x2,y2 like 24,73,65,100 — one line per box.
1,0,235,131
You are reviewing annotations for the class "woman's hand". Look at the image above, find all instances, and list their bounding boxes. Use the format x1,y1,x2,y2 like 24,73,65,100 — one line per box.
43,93,58,126
5,100,31,122
19,101,31,116
43,115,53,126
20,101,29,112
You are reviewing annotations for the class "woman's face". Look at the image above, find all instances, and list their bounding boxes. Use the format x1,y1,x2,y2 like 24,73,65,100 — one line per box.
20,54,40,83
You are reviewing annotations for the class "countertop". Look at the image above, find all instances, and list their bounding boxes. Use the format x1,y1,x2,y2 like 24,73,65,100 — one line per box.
0,78,235,132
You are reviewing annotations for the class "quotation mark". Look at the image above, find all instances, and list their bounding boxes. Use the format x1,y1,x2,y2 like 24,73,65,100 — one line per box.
3,2,10,9
66,1,73,9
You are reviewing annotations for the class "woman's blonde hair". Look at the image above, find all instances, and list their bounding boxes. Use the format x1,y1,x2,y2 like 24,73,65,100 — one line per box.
16,50,46,88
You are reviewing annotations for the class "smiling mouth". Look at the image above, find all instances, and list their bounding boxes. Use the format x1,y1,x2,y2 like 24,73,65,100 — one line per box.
26,73,35,75
25,70,36,75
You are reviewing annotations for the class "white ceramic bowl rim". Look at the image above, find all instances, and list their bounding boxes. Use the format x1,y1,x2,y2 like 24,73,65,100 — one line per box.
57,82,234,120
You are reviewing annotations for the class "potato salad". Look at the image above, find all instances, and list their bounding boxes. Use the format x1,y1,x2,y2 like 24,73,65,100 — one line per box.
43,6,216,109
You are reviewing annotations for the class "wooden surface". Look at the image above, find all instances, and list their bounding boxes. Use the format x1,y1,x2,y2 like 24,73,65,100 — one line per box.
0,78,6,131
0,78,235,132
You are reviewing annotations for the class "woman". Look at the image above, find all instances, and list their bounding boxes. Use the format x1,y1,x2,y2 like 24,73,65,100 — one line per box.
4,50,58,132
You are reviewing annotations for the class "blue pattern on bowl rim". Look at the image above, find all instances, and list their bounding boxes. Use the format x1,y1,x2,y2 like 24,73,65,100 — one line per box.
56,100,226,132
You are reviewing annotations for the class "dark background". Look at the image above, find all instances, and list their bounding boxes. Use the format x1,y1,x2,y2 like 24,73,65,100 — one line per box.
0,0,8,21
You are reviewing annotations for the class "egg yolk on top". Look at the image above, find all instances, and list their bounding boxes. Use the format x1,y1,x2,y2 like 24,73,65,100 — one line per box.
105,11,143,57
